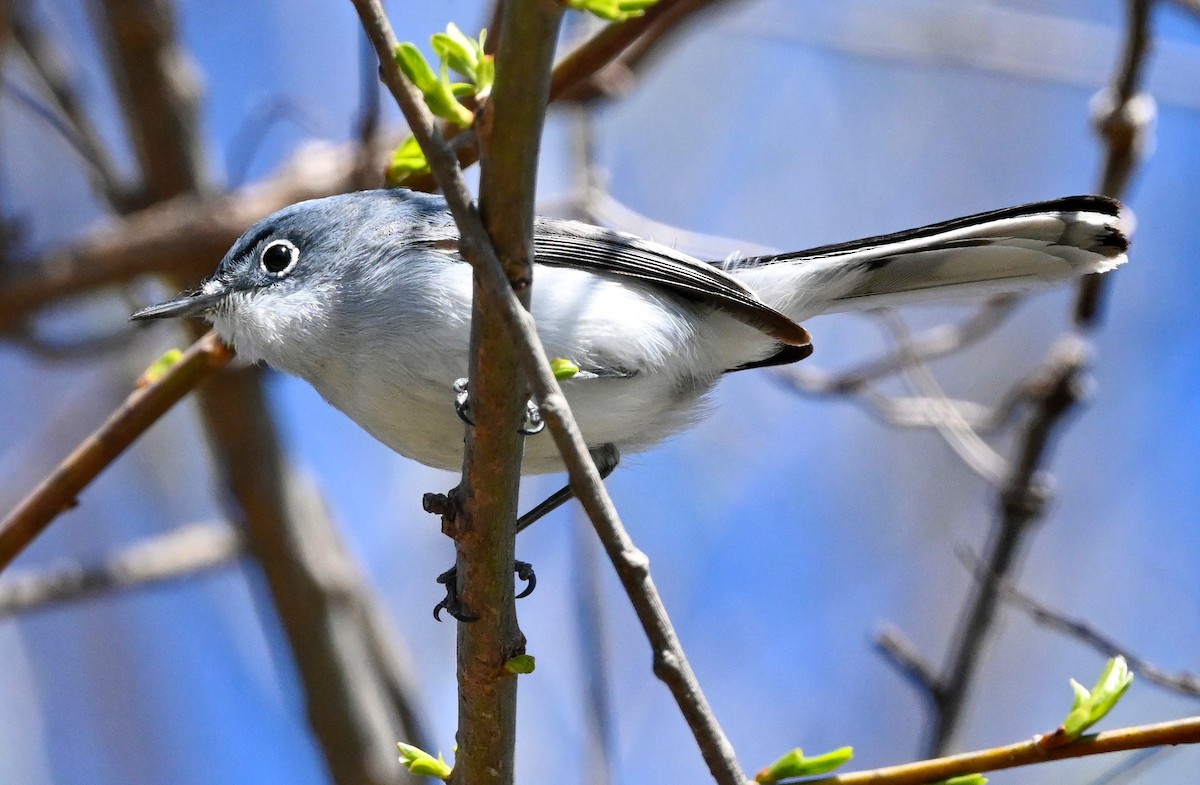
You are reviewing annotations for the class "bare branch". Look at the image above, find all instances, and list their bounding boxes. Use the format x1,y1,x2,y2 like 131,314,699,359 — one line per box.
573,515,617,785
806,716,1200,785
351,3,746,781
1075,0,1155,325
875,623,941,701
884,312,1007,484
560,0,741,105
0,521,241,618
774,298,1025,436
91,0,208,204
550,0,732,102
0,331,232,572
1169,0,1200,16
397,0,742,192
956,549,1200,699
88,4,431,779
10,5,126,203
926,337,1091,755
830,297,1021,393
353,33,384,188
195,365,431,783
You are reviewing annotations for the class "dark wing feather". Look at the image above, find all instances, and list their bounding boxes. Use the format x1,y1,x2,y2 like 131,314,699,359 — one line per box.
532,218,810,347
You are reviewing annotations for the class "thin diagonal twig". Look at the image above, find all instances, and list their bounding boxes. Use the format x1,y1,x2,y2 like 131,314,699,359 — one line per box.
10,4,126,204
883,311,1007,484
804,716,1200,785
956,548,1200,698
351,3,747,781
0,331,232,571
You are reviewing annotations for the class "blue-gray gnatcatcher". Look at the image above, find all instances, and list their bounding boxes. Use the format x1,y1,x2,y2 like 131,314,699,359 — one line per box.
132,190,1128,475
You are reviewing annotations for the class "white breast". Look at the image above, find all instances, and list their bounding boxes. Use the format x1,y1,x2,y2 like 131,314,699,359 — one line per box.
223,260,745,474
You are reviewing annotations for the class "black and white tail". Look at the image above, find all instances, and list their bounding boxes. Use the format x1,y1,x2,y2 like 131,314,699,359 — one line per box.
729,196,1129,322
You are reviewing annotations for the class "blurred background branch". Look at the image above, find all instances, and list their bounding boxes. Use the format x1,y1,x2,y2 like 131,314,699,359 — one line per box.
0,0,1196,783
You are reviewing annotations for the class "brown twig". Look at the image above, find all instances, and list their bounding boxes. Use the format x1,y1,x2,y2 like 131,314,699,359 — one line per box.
1075,0,1154,326
803,716,1200,785
549,0,727,101
0,521,241,617
559,0,737,103
0,331,232,572
398,0,737,191
351,3,747,782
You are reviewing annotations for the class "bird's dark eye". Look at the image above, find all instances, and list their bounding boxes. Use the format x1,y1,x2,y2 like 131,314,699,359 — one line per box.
261,239,299,276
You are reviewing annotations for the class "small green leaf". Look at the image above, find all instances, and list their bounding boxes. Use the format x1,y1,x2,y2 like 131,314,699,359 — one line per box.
566,0,660,22
1060,656,1134,739
755,746,854,784
550,358,581,380
430,24,493,99
431,23,479,80
139,348,184,385
393,42,474,128
394,43,439,92
386,136,430,185
504,654,536,674
397,742,452,780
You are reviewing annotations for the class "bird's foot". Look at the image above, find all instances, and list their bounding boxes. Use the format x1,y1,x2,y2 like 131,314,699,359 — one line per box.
432,560,538,622
451,377,544,435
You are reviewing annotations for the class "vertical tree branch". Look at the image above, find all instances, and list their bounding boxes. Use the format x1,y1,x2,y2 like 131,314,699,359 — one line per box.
450,2,564,784
352,4,747,782
198,367,431,782
90,0,208,205
867,3,1158,757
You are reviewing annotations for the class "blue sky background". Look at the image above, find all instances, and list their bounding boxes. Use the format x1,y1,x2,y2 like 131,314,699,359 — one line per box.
1,1,1198,783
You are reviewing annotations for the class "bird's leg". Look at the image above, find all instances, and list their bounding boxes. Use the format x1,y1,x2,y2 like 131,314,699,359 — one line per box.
430,444,620,622
516,444,620,534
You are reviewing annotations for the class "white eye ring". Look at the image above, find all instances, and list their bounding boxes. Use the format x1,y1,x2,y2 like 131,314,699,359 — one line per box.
260,239,300,277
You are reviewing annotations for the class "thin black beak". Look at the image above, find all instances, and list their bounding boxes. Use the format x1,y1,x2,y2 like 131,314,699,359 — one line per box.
130,285,226,321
